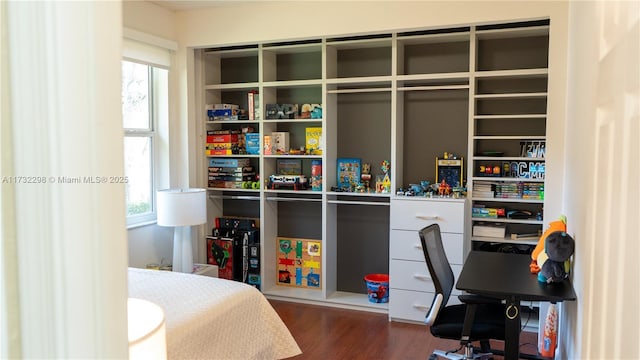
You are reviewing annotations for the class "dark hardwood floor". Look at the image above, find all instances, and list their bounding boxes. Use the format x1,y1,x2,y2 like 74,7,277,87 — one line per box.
270,300,539,360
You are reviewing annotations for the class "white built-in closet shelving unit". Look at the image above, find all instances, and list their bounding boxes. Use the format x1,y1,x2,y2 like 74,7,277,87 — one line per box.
193,19,550,322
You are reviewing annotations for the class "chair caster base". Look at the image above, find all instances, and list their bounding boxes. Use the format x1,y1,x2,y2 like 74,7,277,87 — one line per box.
429,349,493,360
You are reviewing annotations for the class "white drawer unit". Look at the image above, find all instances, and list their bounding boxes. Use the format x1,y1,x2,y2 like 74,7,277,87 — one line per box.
390,198,465,233
389,197,467,322
390,229,464,265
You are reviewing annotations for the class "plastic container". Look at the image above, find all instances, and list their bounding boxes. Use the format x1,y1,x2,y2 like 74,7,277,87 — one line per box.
364,274,389,303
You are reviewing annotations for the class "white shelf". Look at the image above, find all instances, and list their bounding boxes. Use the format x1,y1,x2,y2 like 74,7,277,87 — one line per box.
205,120,260,126
474,114,546,119
262,79,323,88
471,197,544,204
473,135,546,140
205,82,260,90
471,217,543,225
472,157,545,161
474,68,548,78
262,118,323,124
475,92,547,99
470,236,538,246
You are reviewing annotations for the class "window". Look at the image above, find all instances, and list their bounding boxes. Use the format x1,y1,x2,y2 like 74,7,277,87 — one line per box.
122,60,168,226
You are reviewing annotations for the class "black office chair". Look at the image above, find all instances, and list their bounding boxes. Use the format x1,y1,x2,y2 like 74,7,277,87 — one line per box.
419,224,506,360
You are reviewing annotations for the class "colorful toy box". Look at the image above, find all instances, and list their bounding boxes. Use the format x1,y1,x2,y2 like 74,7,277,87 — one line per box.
244,133,260,154
305,127,322,155
276,237,322,289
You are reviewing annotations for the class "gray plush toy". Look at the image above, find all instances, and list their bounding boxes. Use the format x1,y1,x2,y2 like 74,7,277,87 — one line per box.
538,231,575,283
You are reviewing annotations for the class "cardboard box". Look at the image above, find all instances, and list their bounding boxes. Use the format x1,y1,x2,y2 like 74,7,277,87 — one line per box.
265,104,298,119
337,158,361,191
305,127,322,155
263,135,272,155
206,149,233,156
207,134,239,143
209,158,251,168
207,237,234,280
244,133,260,155
472,223,506,238
271,132,290,153
277,159,302,175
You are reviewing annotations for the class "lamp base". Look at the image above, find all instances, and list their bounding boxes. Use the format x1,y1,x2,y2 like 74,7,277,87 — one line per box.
172,226,194,273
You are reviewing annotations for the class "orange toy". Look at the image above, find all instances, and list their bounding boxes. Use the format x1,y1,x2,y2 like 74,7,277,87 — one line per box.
530,215,567,274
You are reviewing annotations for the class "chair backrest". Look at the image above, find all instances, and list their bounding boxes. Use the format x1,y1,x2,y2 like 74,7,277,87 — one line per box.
419,224,455,315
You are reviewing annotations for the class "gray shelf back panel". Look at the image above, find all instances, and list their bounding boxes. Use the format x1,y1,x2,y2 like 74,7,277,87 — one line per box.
220,56,259,84
221,199,261,219
476,36,549,71
337,204,390,294
337,47,392,78
476,77,548,94
276,87,322,105
276,52,322,81
476,97,548,116
402,89,469,186
337,92,392,180
474,117,546,137
403,41,470,75
473,139,537,156
276,201,323,240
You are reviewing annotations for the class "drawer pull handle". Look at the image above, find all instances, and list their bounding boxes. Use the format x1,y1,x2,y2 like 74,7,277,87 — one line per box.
413,273,431,281
416,214,438,220
413,304,430,311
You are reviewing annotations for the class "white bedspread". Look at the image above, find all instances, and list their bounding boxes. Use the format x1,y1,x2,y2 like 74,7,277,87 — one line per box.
128,268,301,360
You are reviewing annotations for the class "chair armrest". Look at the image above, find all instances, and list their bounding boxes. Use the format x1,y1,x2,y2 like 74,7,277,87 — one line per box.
458,294,502,305
424,293,443,326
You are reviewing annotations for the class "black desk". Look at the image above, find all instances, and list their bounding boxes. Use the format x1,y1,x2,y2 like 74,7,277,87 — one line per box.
456,251,576,360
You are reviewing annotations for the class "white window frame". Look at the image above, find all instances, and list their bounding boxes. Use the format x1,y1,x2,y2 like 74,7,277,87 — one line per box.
122,30,174,229
123,60,163,227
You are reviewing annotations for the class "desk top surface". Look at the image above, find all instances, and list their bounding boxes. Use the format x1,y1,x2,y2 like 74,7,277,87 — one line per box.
456,251,577,302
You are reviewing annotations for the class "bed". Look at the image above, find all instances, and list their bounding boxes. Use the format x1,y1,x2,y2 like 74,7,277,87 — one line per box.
128,267,301,360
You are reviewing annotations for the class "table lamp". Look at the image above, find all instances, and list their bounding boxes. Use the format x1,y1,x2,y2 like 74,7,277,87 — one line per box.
128,298,167,360
156,188,207,273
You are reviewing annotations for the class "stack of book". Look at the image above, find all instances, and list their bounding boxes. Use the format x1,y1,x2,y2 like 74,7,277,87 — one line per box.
472,206,506,219
522,182,544,200
495,182,523,199
473,181,495,198
472,222,507,238
208,158,255,189
205,130,240,156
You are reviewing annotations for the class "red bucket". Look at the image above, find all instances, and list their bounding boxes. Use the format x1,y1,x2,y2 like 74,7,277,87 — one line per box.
364,274,389,303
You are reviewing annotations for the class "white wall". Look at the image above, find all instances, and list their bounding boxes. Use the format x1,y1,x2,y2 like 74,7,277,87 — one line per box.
563,1,639,359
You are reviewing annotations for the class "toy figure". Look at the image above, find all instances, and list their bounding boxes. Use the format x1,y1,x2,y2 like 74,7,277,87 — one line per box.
530,216,567,273
536,231,575,283
438,179,451,196
530,216,575,283
361,163,372,192
380,160,391,193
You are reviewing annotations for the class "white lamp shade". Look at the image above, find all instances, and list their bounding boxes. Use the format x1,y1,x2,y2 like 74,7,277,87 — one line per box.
128,298,167,360
156,188,206,226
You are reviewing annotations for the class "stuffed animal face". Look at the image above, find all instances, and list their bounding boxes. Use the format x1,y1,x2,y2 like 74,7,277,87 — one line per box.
537,231,575,283
545,231,575,262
